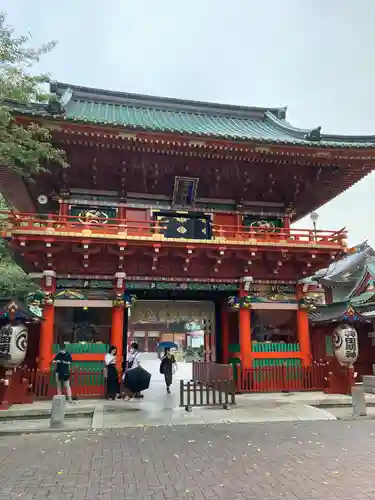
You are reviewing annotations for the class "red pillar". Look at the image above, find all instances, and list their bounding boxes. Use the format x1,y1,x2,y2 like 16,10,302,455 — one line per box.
297,285,312,367
221,300,229,364
38,271,56,371
59,200,68,217
204,319,211,362
111,307,124,372
283,214,291,231
111,272,126,372
238,284,252,369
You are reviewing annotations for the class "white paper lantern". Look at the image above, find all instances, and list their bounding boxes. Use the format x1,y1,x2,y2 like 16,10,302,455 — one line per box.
0,323,28,367
333,323,359,366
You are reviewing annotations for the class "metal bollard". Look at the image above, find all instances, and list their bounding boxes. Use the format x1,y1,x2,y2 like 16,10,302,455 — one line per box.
351,384,367,417
50,395,66,428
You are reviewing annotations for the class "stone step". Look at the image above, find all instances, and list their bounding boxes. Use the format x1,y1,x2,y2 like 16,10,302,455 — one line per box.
363,375,375,388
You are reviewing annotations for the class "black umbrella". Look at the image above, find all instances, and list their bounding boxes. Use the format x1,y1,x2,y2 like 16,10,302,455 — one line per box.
126,366,151,393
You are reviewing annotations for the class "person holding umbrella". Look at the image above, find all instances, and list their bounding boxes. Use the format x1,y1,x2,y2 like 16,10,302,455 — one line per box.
160,347,177,393
122,342,151,400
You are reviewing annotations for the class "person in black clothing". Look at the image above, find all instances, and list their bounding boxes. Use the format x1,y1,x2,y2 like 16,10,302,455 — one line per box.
53,344,74,402
160,348,177,393
104,345,120,400
122,342,143,400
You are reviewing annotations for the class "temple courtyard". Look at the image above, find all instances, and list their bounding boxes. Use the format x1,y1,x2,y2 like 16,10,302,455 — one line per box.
0,420,375,499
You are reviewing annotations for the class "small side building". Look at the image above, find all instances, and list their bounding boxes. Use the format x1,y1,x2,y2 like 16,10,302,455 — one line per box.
306,244,375,377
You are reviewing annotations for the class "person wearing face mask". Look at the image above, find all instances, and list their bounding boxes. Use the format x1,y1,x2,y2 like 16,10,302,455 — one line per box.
122,342,143,400
52,342,74,403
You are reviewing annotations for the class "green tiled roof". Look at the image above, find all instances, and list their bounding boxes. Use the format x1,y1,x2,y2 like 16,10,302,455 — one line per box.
64,101,375,147
9,82,375,148
351,291,375,306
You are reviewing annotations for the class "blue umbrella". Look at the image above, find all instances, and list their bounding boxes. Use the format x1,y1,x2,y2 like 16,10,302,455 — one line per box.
158,341,178,350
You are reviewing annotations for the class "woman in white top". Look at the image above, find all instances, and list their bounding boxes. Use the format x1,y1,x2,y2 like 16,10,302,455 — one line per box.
122,342,142,400
104,345,119,400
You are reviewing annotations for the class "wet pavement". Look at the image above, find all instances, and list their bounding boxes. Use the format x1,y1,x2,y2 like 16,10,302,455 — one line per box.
0,420,374,499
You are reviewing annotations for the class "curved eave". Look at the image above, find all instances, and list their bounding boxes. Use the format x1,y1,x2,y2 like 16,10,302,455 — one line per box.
265,112,375,149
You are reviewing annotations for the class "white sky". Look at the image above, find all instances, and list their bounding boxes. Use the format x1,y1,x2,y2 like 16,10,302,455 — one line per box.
2,0,374,246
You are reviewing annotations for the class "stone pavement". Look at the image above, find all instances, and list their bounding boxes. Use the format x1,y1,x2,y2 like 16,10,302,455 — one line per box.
0,382,339,434
1,420,375,499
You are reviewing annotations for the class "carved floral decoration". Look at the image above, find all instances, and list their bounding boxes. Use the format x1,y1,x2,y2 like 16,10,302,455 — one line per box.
113,293,137,309
27,290,54,307
228,296,252,309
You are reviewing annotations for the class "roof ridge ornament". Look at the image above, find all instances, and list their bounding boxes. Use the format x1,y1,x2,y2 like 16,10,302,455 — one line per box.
304,126,322,142
47,81,71,115
276,107,287,120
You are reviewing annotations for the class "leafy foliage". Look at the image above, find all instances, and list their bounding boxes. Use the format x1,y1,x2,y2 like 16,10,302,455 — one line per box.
0,11,68,176
0,194,39,299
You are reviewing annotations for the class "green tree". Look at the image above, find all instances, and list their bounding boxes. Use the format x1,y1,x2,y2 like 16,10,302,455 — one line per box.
0,11,68,176
0,194,39,299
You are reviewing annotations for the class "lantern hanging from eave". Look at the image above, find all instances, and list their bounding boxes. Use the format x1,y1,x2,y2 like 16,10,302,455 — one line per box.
0,322,28,367
332,323,359,366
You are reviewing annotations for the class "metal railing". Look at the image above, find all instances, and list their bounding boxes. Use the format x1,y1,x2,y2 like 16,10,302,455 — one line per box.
179,379,236,409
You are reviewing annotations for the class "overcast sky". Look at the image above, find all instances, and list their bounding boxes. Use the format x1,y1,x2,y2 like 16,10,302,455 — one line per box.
2,0,374,246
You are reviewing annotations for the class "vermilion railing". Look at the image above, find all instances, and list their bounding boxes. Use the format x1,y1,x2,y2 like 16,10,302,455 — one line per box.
236,365,327,393
0,211,347,248
0,368,106,409
27,369,106,399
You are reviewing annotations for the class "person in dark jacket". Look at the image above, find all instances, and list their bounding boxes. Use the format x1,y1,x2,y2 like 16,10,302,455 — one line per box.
160,348,177,393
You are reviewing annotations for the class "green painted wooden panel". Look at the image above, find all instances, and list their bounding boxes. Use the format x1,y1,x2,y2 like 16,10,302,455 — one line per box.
325,335,334,356
228,342,300,354
228,344,240,353
252,342,300,352
71,361,104,372
53,343,109,354
228,357,241,379
253,358,301,368
49,363,104,386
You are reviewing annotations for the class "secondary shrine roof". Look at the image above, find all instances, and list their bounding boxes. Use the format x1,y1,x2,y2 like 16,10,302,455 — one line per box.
10,82,375,148
309,297,375,324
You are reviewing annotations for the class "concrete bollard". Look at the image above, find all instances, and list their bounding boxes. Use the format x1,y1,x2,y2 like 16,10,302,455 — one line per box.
50,395,66,428
351,384,367,417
